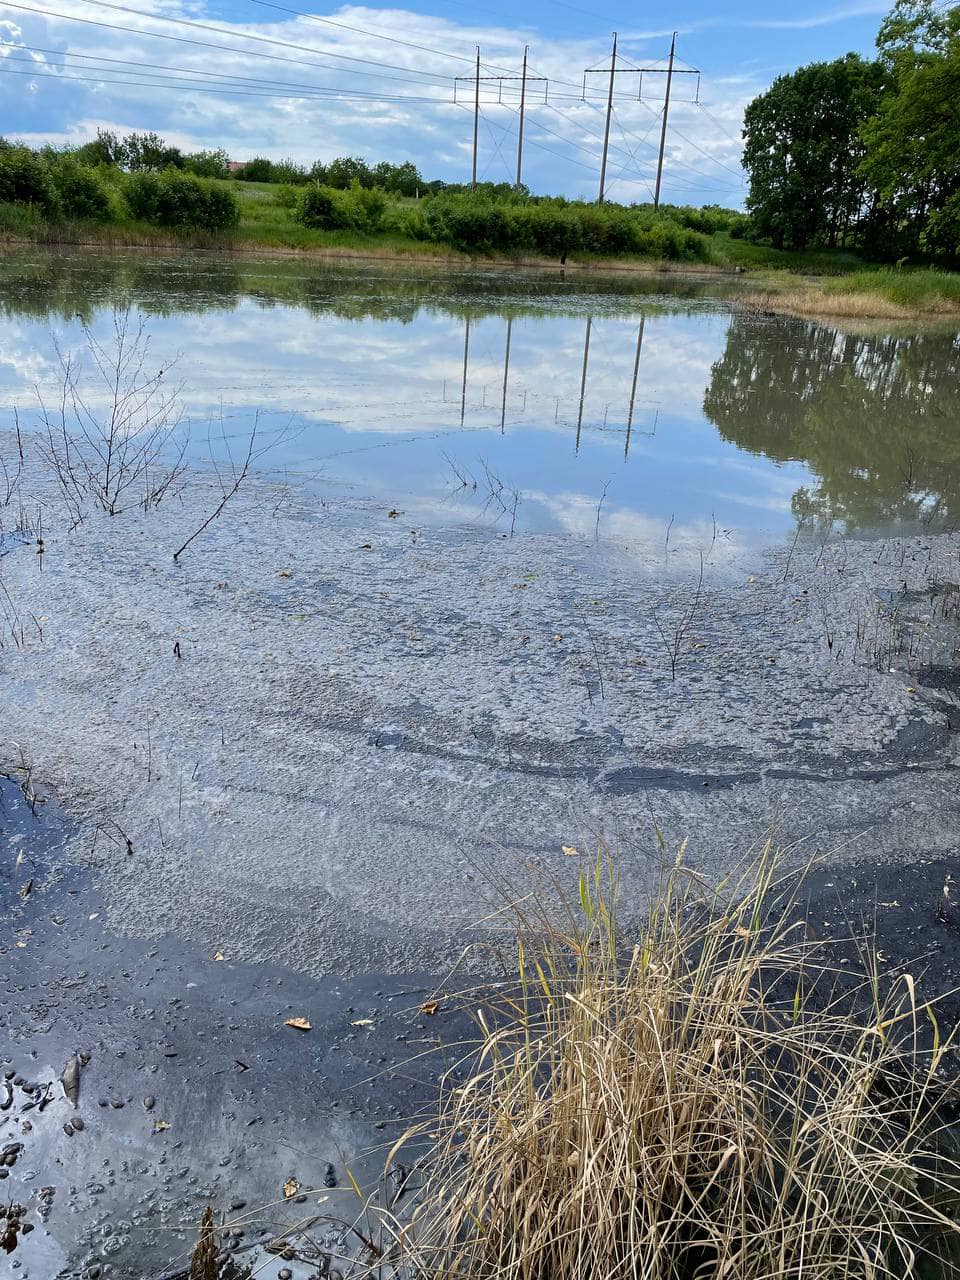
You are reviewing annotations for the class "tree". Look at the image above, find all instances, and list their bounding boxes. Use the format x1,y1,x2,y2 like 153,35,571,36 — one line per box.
120,132,184,172
858,0,960,260
324,156,373,189
742,54,887,250
75,128,122,168
372,160,422,196
183,149,231,179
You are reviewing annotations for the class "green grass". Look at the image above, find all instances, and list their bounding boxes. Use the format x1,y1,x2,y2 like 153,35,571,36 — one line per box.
712,230,867,273
821,267,960,309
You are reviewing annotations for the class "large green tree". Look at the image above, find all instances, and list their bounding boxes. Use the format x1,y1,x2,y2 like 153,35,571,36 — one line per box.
858,0,960,260
742,53,887,250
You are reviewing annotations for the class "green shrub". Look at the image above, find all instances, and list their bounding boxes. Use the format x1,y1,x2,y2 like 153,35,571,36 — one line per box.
49,157,112,221
124,171,239,231
275,183,299,209
296,186,348,230
0,147,56,215
296,183,385,232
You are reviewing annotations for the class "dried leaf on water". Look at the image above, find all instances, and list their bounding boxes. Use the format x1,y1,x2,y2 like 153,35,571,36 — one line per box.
561,846,579,857
18,879,32,900
283,1177,300,1199
284,1017,311,1031
60,1053,81,1108
212,951,225,962
420,1001,439,1016
351,1018,375,1027
153,1119,171,1133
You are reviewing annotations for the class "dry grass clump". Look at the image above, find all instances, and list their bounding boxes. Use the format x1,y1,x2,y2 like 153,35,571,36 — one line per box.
743,288,916,320
396,845,960,1280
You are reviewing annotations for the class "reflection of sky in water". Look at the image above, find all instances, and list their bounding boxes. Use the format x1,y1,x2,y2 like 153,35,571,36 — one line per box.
0,273,812,540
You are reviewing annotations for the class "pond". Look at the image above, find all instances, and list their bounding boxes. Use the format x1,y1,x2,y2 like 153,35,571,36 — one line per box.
2,247,958,544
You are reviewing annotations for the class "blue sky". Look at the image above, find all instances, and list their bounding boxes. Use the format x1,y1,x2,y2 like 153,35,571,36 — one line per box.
1,0,890,205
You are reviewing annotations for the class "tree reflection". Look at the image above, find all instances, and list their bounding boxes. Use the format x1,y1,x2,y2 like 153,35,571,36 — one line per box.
703,312,960,531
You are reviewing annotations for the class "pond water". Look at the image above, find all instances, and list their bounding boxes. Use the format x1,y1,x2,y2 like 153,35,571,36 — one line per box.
1,248,958,544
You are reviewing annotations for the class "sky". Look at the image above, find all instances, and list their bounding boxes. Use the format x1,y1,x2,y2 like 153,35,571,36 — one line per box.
0,0,892,206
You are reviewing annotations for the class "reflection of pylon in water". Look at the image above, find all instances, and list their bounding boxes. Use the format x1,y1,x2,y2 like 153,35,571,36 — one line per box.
452,312,658,444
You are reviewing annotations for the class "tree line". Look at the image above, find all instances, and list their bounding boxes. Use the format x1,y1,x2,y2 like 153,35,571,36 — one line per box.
742,0,960,259
71,133,432,197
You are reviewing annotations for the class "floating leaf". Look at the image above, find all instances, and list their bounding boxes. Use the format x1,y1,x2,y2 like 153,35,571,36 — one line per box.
278,569,293,578
284,1017,311,1031
351,1018,375,1027
213,951,225,961
18,879,32,900
283,1177,300,1200
561,845,579,857
553,634,564,642
153,1119,171,1133
420,1001,439,1016
61,1053,81,1108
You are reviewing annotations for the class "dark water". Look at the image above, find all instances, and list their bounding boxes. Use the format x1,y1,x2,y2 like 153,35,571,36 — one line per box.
1,248,959,543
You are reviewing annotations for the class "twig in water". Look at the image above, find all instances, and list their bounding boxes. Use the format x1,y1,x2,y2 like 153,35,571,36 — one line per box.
172,415,260,562
595,480,612,543
664,513,675,556
652,551,705,682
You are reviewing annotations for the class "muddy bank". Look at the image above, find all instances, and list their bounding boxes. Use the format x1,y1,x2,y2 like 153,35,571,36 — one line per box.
2,461,960,977
1,773,471,1279
4,419,960,1269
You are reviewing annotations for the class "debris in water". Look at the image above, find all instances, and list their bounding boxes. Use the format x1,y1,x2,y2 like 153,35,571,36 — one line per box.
420,1001,439,1016
284,1017,311,1031
282,1177,300,1200
60,1052,82,1108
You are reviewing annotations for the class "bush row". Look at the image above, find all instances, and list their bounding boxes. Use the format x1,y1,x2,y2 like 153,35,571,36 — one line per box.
0,146,240,231
294,186,714,261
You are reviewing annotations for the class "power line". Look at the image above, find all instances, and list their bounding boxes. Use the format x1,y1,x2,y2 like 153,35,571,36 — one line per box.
0,0,459,85
0,40,452,97
0,62,445,102
239,0,478,64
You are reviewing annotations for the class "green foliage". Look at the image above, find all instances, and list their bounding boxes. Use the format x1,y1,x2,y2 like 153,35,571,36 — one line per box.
119,131,184,172
371,159,421,196
743,53,888,251
183,149,231,180
323,155,374,189
0,146,56,214
74,128,124,168
742,2,960,262
415,193,712,261
234,156,307,183
858,0,960,260
124,171,240,231
274,183,299,209
296,183,385,231
49,157,113,221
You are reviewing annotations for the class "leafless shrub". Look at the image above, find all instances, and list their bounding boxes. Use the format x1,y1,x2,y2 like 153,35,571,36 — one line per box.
653,551,705,680
172,414,277,562
36,307,188,520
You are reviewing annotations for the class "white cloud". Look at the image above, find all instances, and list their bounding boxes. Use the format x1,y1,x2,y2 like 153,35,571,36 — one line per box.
1,1,758,203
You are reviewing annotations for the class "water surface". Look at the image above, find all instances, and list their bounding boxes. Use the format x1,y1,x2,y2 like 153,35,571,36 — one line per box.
1,248,958,544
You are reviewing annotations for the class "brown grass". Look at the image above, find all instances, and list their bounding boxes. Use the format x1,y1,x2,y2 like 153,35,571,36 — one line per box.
743,288,919,320
387,843,960,1280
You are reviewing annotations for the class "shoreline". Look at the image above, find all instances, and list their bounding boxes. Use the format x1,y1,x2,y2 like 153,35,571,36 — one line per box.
5,229,960,321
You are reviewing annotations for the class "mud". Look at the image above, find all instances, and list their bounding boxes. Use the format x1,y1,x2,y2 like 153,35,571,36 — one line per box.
3,432,960,1272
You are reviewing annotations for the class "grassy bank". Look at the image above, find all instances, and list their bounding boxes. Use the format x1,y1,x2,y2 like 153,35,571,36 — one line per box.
744,267,960,319
4,183,960,319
